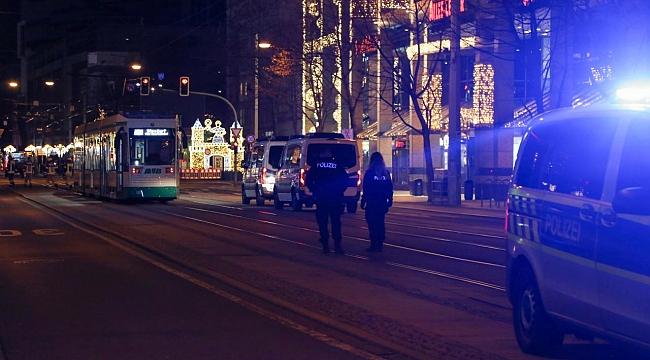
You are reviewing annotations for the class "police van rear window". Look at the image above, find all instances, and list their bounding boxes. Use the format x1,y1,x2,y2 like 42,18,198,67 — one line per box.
307,144,357,169
268,146,284,168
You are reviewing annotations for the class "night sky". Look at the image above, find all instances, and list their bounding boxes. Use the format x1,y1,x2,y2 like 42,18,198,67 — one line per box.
0,3,20,79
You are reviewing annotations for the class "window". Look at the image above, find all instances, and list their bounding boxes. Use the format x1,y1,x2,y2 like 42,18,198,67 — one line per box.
513,127,551,189
617,120,650,191
268,146,284,168
250,145,264,168
283,145,301,168
130,128,175,166
306,143,357,169
516,118,617,200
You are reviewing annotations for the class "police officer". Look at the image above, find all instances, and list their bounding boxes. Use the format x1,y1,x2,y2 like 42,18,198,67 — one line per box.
360,152,393,252
305,147,349,254
24,156,34,187
6,155,16,186
46,157,56,186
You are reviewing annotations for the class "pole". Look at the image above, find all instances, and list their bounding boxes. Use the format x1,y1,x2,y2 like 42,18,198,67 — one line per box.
447,0,462,206
233,145,238,187
254,34,259,139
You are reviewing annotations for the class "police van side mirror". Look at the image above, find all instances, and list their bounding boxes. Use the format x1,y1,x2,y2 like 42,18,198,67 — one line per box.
241,160,248,169
612,187,650,216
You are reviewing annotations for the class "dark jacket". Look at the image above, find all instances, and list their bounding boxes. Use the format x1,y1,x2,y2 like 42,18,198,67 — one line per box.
361,168,393,208
305,156,348,201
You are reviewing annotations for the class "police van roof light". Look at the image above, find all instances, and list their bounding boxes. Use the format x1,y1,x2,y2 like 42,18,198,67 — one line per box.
616,83,650,104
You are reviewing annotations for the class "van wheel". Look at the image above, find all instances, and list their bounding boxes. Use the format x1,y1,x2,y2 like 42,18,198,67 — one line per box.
291,190,302,211
513,265,564,355
241,187,251,205
346,201,357,214
255,187,265,206
274,191,283,210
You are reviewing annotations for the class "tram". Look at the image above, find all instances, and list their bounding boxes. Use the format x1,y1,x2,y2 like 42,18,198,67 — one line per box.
72,113,181,201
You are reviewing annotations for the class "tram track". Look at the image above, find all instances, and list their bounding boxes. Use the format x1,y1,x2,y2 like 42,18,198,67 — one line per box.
175,204,505,269
24,189,506,291
41,191,506,294
186,197,505,251
16,189,517,359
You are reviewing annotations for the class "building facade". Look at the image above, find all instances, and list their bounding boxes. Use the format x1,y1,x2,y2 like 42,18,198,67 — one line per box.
233,0,649,196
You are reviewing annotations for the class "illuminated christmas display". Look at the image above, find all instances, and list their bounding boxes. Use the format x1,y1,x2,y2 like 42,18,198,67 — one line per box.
188,117,242,171
421,73,443,129
472,63,494,126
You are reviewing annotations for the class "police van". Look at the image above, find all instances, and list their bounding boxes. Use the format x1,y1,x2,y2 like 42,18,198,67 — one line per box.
506,101,650,355
273,133,361,212
241,136,289,206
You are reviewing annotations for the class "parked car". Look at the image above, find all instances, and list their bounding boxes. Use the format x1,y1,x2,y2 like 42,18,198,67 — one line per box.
273,133,361,212
241,136,289,206
506,103,650,355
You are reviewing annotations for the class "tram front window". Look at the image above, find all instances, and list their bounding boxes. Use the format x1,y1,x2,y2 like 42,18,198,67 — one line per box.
131,128,175,166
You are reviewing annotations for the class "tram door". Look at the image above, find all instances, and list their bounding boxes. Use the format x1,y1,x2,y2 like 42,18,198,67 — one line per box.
115,130,127,196
101,134,109,196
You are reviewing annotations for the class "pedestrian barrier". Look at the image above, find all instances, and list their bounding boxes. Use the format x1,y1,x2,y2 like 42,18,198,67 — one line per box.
478,179,510,208
180,168,222,180
430,179,448,204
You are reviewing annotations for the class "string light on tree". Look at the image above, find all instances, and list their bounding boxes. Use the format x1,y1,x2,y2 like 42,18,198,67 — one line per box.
472,63,494,126
421,73,443,130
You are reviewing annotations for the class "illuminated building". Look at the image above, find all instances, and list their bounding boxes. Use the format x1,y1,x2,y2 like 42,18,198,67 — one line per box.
228,0,649,194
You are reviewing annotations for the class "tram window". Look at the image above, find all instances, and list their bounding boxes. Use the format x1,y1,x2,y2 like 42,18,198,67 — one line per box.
131,131,174,166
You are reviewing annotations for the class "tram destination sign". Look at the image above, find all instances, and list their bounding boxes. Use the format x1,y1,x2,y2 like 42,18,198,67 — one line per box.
133,129,170,136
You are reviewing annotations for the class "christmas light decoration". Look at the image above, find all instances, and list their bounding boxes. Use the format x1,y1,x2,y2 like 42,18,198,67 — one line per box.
421,73,443,129
406,37,476,60
472,63,494,126
188,117,238,171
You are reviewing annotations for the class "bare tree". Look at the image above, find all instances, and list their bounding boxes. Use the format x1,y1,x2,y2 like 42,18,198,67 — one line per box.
353,0,453,202
262,0,363,135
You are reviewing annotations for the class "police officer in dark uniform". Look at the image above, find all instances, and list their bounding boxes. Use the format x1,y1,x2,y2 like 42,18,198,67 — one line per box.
305,147,349,254
6,155,16,186
360,152,393,252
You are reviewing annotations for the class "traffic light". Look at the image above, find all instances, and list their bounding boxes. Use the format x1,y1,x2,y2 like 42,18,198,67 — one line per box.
140,77,151,96
180,76,190,96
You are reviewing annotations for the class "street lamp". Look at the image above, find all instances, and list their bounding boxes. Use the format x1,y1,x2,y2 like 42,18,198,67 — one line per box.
255,34,272,139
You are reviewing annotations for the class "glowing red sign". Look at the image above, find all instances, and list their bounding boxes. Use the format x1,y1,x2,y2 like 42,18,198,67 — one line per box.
429,0,465,22
354,36,378,55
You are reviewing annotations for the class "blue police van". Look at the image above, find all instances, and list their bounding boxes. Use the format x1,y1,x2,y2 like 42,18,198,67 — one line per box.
506,99,650,355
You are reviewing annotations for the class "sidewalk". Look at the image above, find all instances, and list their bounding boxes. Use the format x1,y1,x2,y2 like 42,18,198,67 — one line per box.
392,190,506,218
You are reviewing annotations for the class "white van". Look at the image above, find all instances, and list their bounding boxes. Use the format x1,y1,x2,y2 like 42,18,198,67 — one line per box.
241,136,289,206
273,133,361,212
506,103,650,355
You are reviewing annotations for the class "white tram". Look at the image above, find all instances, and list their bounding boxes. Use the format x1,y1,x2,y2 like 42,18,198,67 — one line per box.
72,113,181,201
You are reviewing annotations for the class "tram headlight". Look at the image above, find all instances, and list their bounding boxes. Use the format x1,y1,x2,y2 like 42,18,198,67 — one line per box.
165,167,174,173
131,167,142,174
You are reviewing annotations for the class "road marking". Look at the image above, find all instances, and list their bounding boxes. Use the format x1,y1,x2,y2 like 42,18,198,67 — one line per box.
0,229,64,236
33,229,65,235
13,258,65,264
